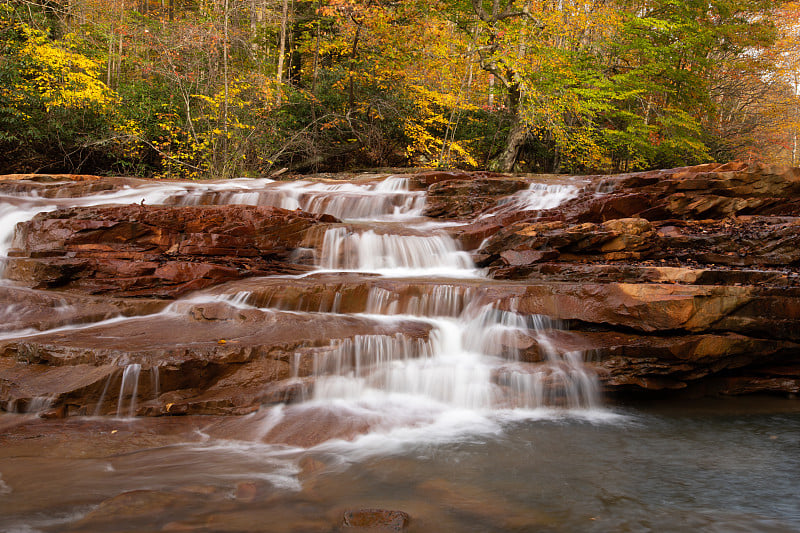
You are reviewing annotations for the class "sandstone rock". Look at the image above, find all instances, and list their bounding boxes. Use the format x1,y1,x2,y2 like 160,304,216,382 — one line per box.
0,284,167,335
6,204,338,297
423,177,528,219
499,249,559,266
457,162,800,256
709,376,800,395
0,302,433,417
409,170,507,188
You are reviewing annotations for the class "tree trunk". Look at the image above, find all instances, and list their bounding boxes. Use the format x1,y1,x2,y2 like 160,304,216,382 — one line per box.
106,26,114,87
115,1,124,85
495,116,527,172
223,0,229,151
275,0,289,105
348,23,362,112
493,81,525,172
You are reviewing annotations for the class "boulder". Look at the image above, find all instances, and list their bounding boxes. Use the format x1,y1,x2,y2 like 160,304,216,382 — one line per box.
423,177,528,218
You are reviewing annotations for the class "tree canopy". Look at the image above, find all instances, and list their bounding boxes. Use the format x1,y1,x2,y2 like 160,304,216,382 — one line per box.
0,0,797,177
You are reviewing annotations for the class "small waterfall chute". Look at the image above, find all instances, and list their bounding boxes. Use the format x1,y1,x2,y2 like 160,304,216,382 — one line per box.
319,228,475,276
116,364,141,418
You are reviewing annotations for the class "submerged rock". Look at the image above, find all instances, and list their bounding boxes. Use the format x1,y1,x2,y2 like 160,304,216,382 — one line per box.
341,508,410,532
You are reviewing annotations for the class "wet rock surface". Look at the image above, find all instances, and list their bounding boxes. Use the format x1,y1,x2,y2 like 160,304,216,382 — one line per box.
1,163,799,424
0,296,432,417
341,508,410,532
466,162,800,273
5,204,337,297
422,176,529,218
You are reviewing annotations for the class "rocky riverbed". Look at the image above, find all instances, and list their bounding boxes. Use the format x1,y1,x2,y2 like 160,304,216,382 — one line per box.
1,162,798,420
1,163,799,532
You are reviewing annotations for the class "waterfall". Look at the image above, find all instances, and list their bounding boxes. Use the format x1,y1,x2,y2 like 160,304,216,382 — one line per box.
318,228,475,275
3,396,54,415
503,182,580,211
365,285,474,318
291,291,599,411
116,364,141,418
168,177,426,221
1,172,600,428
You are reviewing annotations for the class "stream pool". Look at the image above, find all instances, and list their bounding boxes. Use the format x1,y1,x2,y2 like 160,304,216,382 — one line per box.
1,397,798,532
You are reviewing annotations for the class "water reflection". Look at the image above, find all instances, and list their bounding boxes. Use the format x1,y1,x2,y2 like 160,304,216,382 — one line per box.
1,398,798,532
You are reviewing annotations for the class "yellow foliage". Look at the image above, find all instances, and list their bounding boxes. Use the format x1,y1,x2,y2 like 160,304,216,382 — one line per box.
5,23,118,112
403,84,479,168
153,77,272,179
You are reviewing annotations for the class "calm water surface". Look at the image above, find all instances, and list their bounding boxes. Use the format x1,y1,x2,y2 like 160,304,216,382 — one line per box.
1,397,798,532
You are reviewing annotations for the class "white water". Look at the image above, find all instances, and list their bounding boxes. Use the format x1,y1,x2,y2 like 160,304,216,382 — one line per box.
0,173,597,444
318,227,477,277
0,175,422,257
365,285,474,318
116,363,141,418
2,395,55,415
475,179,582,223
169,176,426,221
513,181,580,211
295,297,599,413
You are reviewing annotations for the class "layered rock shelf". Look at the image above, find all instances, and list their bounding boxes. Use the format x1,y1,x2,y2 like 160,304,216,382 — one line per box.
5,204,336,297
1,162,798,421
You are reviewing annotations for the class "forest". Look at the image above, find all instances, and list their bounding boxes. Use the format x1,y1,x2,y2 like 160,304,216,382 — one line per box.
1,0,799,178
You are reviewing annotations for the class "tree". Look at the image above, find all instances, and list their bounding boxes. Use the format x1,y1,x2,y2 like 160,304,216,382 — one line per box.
0,4,119,171
609,0,782,168
0,0,793,176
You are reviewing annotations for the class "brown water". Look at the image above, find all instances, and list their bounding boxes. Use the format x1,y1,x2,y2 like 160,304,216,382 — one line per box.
2,397,799,532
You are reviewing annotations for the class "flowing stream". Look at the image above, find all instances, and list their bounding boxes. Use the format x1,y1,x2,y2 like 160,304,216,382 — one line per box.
1,175,799,532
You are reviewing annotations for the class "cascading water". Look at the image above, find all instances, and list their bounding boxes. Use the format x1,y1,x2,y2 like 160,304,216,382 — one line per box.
512,181,580,211
116,363,141,418
2,173,798,533
318,228,476,276
477,179,582,222
241,174,602,443
0,173,595,421
168,176,426,220
0,175,421,264
291,289,599,413
0,173,597,435
365,285,474,318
